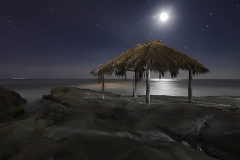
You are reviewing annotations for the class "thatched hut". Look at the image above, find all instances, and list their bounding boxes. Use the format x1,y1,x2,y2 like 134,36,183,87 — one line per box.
90,40,209,103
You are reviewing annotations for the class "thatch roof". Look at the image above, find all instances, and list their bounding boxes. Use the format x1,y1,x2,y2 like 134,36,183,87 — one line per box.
90,40,209,80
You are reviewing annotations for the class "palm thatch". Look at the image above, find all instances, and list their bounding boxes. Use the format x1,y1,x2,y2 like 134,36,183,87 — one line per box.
90,64,105,82
90,40,209,80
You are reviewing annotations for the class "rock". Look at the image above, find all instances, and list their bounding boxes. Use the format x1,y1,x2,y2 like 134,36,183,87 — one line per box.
42,95,51,99
42,94,60,103
46,103,68,114
0,112,13,123
28,109,46,119
36,99,44,103
0,87,26,120
51,87,69,97
1,87,240,160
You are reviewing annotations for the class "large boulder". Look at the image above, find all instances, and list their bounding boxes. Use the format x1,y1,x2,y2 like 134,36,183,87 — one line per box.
0,87,27,122
51,87,69,97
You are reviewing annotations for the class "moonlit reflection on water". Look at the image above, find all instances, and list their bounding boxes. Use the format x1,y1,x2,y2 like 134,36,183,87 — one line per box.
1,79,240,113
150,79,187,96
78,79,240,97
80,79,189,96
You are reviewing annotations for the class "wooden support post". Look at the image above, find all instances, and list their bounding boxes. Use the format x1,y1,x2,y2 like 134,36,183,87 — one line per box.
102,75,105,99
134,71,138,97
132,74,135,96
188,70,193,102
146,62,150,104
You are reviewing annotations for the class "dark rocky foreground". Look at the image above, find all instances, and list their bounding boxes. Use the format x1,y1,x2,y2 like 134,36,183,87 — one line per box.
0,87,26,123
0,87,240,160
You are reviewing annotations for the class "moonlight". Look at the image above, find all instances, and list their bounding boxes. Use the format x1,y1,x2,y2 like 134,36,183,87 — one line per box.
160,13,168,21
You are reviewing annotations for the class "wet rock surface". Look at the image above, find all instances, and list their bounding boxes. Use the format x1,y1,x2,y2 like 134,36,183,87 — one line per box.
1,87,240,160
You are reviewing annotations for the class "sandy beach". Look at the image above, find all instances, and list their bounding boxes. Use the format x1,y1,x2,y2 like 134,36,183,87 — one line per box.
0,87,240,160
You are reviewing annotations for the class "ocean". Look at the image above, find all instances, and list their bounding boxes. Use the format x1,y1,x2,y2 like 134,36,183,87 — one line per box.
0,79,240,113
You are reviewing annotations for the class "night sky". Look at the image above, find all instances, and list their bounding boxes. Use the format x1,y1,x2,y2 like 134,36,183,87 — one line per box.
1,0,240,79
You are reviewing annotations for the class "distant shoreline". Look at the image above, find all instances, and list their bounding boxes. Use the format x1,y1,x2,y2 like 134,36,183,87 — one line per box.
11,78,27,80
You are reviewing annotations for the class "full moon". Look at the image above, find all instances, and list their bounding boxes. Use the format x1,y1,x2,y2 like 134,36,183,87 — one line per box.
160,13,168,21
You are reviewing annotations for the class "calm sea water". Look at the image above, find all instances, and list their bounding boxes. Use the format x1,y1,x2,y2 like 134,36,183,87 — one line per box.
0,79,240,112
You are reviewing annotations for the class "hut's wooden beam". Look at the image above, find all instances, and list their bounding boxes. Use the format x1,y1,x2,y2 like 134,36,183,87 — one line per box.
134,71,138,97
146,63,150,104
102,75,105,99
132,74,135,96
188,70,192,102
